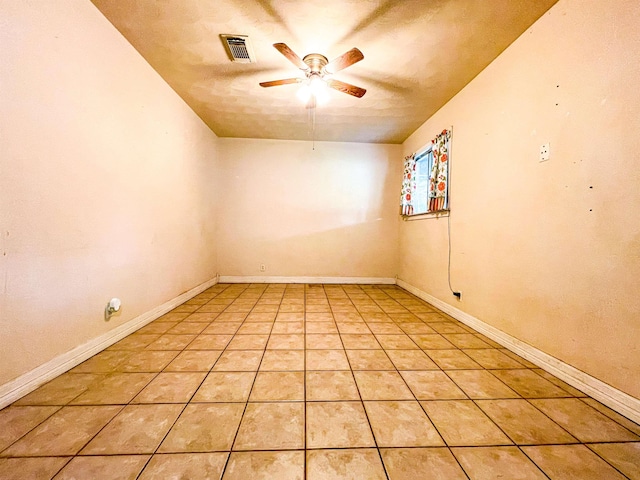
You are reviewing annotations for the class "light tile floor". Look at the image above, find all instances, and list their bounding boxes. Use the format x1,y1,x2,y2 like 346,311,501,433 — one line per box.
1,283,639,479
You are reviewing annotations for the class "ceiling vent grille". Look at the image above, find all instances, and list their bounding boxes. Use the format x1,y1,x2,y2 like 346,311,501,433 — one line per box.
220,34,256,63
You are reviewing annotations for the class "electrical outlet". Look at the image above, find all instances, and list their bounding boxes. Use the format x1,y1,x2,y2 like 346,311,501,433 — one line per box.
453,291,462,301
539,143,550,162
259,264,266,272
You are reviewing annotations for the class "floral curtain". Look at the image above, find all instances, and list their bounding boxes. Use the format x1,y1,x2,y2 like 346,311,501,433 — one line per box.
428,129,451,212
400,153,416,215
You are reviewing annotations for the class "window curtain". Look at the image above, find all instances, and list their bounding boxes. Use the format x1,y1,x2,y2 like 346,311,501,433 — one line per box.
401,153,416,215
428,129,451,212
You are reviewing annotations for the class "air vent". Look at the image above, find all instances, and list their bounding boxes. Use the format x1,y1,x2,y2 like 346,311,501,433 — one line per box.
220,34,257,63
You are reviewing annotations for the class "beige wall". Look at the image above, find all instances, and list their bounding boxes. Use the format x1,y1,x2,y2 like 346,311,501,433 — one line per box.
217,138,401,279
4,0,638,407
399,0,640,398
0,1,220,385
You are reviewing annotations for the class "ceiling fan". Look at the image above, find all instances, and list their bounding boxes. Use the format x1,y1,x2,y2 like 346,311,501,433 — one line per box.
260,43,366,108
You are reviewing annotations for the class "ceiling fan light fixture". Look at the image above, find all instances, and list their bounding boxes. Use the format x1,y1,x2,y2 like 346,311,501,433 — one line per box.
310,76,329,103
297,76,329,105
296,83,313,104
261,43,366,104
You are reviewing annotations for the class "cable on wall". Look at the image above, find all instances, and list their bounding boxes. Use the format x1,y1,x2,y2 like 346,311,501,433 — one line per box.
447,207,456,294
446,125,460,299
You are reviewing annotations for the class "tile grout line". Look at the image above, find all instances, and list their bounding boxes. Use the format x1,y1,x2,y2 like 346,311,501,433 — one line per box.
575,394,640,433
463,398,552,480
0,405,64,458
303,283,308,480
135,282,236,478
385,285,553,480
2,283,639,479
41,360,165,467
342,284,391,480
381,285,476,478
218,283,281,479
373,286,474,480
393,293,558,480
389,284,634,479
7,284,236,476
580,444,635,480
516,395,637,479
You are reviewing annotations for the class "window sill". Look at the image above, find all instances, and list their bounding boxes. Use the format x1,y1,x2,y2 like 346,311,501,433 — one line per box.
401,210,449,221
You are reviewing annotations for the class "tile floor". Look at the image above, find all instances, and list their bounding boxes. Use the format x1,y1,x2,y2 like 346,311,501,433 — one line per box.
1,283,639,479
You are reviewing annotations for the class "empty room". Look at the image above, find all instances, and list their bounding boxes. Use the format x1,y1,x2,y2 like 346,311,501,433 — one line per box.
1,0,639,478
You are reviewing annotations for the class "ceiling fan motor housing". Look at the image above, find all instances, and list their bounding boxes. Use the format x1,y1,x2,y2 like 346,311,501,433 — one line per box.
302,53,329,74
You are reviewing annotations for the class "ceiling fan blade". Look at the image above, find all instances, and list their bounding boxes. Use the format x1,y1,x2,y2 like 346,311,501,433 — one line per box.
326,48,364,73
273,43,308,70
259,78,301,87
326,79,366,98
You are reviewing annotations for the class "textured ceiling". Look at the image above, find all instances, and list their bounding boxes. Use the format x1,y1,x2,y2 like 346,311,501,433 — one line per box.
90,0,558,144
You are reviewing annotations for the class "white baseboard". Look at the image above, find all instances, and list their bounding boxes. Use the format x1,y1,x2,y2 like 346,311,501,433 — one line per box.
0,276,218,409
397,278,640,425
219,275,396,285
6,273,638,426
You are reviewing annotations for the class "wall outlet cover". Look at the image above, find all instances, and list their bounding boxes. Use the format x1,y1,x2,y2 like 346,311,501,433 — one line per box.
540,143,550,161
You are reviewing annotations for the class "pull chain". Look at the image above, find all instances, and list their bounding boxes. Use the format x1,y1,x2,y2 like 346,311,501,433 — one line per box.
312,103,316,151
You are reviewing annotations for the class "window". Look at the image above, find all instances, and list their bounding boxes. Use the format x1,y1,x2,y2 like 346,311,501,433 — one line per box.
400,129,451,216
412,148,433,215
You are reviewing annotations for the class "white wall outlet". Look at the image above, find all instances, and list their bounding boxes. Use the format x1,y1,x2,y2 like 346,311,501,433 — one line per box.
259,264,266,272
539,143,550,162
105,298,121,321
